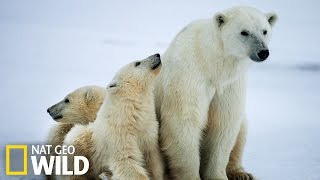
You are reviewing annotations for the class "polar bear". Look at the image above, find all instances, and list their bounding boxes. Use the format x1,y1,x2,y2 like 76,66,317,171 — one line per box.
46,86,105,180
46,85,106,152
62,54,165,180
154,6,277,180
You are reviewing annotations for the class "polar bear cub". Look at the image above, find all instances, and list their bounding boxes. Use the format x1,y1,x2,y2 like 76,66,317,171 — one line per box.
46,86,105,180
46,86,105,151
63,54,164,180
47,85,106,124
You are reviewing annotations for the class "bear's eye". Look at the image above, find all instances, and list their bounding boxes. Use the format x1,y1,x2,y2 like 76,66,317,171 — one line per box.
263,30,267,35
241,31,249,36
135,62,141,67
64,98,70,103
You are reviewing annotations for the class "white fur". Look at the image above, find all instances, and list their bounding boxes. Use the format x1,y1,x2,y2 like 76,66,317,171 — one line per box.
46,86,105,180
155,6,277,180
64,124,92,145
61,55,165,180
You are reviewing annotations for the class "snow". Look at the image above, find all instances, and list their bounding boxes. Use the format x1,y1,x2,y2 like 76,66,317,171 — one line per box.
0,0,319,179
246,67,320,180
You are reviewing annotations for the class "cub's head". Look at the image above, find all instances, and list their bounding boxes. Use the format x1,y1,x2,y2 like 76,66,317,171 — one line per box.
214,6,278,62
106,53,162,96
47,86,106,124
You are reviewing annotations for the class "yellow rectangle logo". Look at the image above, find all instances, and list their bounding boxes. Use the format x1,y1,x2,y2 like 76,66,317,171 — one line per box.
6,145,28,175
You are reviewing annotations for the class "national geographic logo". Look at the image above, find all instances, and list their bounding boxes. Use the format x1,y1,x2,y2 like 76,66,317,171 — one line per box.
5,144,89,176
6,145,28,175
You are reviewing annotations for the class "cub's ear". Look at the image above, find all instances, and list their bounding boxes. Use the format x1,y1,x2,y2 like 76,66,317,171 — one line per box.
106,81,119,93
85,89,97,104
266,12,278,27
214,13,227,28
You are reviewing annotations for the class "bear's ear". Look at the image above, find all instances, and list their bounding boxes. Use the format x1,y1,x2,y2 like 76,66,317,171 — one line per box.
214,13,227,28
85,89,97,104
266,12,278,27
106,81,119,93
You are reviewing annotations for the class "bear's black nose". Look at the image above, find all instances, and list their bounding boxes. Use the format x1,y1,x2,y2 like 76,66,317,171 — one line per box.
47,108,50,113
258,49,269,60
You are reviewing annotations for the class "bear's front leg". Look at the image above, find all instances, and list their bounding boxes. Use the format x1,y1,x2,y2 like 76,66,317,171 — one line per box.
200,77,246,180
227,118,255,180
159,86,212,180
160,119,203,180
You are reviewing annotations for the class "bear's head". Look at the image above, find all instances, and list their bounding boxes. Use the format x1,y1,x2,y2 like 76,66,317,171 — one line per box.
106,53,162,97
47,86,105,124
214,6,278,62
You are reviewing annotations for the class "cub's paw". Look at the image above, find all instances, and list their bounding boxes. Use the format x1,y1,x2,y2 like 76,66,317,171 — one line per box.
99,171,113,180
227,171,255,180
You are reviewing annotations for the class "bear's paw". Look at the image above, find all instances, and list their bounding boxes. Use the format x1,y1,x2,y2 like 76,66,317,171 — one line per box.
227,171,255,180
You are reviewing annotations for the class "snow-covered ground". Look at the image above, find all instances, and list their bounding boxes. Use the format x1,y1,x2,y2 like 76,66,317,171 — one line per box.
0,0,319,179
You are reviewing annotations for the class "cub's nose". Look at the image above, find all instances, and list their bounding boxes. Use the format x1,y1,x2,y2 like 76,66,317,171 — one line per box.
47,108,51,113
151,54,162,70
150,53,160,60
257,49,269,60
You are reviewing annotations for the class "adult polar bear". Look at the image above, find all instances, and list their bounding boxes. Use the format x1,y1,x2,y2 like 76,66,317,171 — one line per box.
155,6,277,180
